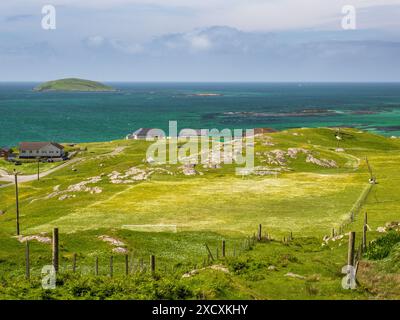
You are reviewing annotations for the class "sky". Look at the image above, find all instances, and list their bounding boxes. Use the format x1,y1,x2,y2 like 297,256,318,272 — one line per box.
1,0,400,81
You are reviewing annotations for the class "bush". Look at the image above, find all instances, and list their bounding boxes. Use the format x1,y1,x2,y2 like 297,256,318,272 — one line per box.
364,231,400,260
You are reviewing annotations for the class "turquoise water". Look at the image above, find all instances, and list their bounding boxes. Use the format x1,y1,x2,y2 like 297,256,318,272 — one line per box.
1,82,400,146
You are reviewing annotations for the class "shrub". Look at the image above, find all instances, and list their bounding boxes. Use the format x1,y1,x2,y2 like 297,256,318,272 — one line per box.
364,231,400,260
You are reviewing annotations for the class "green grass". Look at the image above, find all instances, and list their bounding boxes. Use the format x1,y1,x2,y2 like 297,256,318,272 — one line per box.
0,159,63,175
0,127,399,299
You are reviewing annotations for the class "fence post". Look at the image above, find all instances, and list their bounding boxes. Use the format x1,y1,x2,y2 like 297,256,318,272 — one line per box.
125,254,129,276
110,256,113,277
72,253,77,273
52,228,59,273
14,171,20,236
95,257,99,276
362,212,368,251
205,244,215,261
25,241,30,280
222,240,226,258
257,224,262,241
348,232,356,266
150,255,155,274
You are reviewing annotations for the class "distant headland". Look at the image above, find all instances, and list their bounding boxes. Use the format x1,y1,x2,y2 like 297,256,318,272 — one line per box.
33,78,116,92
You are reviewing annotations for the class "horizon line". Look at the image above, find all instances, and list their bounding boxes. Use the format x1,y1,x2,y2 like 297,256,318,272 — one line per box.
1,80,400,84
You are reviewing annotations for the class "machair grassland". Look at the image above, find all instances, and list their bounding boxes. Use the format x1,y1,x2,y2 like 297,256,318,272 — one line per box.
0,128,399,299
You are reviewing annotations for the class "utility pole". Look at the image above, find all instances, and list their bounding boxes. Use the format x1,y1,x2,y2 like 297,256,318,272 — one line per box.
37,157,40,181
14,169,20,235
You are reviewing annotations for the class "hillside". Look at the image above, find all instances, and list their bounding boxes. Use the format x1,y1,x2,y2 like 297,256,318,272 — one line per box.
0,128,399,299
33,78,115,92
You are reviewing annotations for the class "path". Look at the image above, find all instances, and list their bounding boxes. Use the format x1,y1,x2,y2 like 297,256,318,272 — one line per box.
0,157,82,187
0,146,126,189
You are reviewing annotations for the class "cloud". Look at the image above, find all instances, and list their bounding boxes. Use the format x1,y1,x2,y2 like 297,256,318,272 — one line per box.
186,34,211,51
85,35,105,47
82,25,400,60
83,35,143,54
2,1,400,81
4,14,35,22
0,41,56,57
2,1,400,33
109,39,144,54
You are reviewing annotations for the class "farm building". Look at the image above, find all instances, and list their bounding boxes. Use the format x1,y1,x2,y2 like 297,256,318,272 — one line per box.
19,142,65,158
0,147,13,159
126,128,166,140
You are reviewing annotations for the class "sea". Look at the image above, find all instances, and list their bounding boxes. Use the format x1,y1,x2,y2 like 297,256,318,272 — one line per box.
1,82,400,146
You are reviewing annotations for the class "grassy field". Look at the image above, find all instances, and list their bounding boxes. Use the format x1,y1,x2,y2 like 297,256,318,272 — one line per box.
0,159,64,175
0,127,399,299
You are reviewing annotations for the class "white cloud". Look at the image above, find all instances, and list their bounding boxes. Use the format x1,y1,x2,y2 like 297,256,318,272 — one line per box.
2,0,400,33
109,39,144,54
186,34,211,51
86,35,105,47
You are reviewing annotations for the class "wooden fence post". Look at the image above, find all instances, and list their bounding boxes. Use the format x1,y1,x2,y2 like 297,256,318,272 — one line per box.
257,224,262,241
222,240,226,258
14,171,20,236
205,244,215,261
52,228,59,273
362,212,368,251
150,255,155,274
348,232,356,266
25,241,30,280
95,257,99,276
72,253,77,273
109,256,113,277
125,254,129,276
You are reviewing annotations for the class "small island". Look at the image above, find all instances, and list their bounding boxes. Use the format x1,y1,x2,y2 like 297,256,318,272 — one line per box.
33,78,115,92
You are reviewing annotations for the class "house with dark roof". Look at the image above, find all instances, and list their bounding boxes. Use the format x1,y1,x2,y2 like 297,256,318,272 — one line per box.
19,142,65,158
0,146,14,160
126,128,165,140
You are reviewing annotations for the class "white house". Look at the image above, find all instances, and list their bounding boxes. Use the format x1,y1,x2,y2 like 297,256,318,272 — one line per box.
126,128,165,140
19,142,65,158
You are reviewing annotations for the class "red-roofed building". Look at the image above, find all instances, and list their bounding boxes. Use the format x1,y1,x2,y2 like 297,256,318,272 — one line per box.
19,142,65,158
